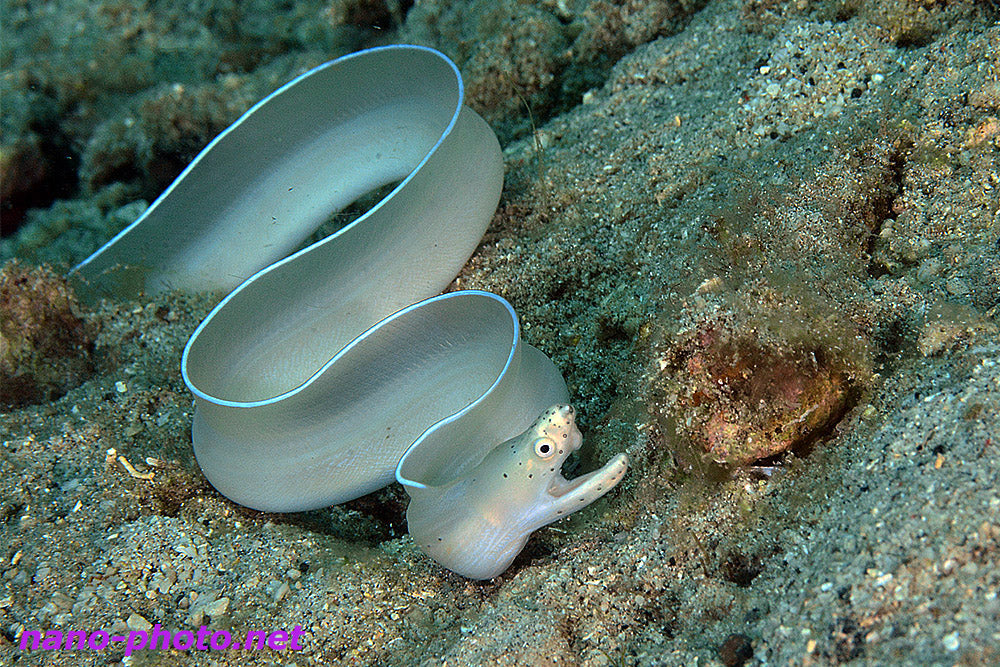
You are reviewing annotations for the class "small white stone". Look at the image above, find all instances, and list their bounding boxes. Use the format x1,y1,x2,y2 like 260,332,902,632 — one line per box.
203,597,229,618
126,613,152,631
175,545,196,559
942,631,959,651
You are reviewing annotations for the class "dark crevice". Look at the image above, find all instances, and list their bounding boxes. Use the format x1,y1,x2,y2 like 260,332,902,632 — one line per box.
719,633,754,667
506,536,555,576
865,137,911,277
827,615,866,663
258,484,408,547
719,550,765,587
1,118,81,237
872,314,918,374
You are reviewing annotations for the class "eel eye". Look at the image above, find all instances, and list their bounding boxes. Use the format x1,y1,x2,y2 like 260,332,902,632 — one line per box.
533,437,557,459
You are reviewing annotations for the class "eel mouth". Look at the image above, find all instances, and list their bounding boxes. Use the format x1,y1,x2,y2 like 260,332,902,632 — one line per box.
546,453,629,499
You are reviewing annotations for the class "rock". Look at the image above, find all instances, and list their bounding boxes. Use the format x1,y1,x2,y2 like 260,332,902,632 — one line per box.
719,633,753,666
273,581,291,604
653,321,862,465
203,596,229,618
945,277,970,296
0,261,96,407
126,613,152,631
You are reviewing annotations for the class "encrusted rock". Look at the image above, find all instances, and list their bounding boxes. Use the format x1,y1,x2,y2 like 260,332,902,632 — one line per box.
652,309,867,466
0,260,96,408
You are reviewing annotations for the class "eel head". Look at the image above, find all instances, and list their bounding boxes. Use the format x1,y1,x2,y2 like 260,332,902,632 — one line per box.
405,404,628,579
513,405,629,522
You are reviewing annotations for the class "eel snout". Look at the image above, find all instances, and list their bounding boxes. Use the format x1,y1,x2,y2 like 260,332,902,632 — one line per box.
547,452,629,504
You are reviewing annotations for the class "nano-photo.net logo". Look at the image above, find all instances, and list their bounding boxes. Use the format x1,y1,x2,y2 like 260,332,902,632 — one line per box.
19,624,307,655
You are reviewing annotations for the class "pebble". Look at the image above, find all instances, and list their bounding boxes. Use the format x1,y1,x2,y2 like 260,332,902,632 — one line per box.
154,567,176,594
945,277,970,296
203,597,229,618
916,258,942,283
51,592,73,611
126,613,152,631
174,544,197,559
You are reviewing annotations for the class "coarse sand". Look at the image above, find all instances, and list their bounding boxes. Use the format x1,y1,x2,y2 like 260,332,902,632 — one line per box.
1,0,998,665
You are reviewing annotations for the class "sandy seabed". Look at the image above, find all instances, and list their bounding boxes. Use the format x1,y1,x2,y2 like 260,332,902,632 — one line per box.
2,0,999,665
